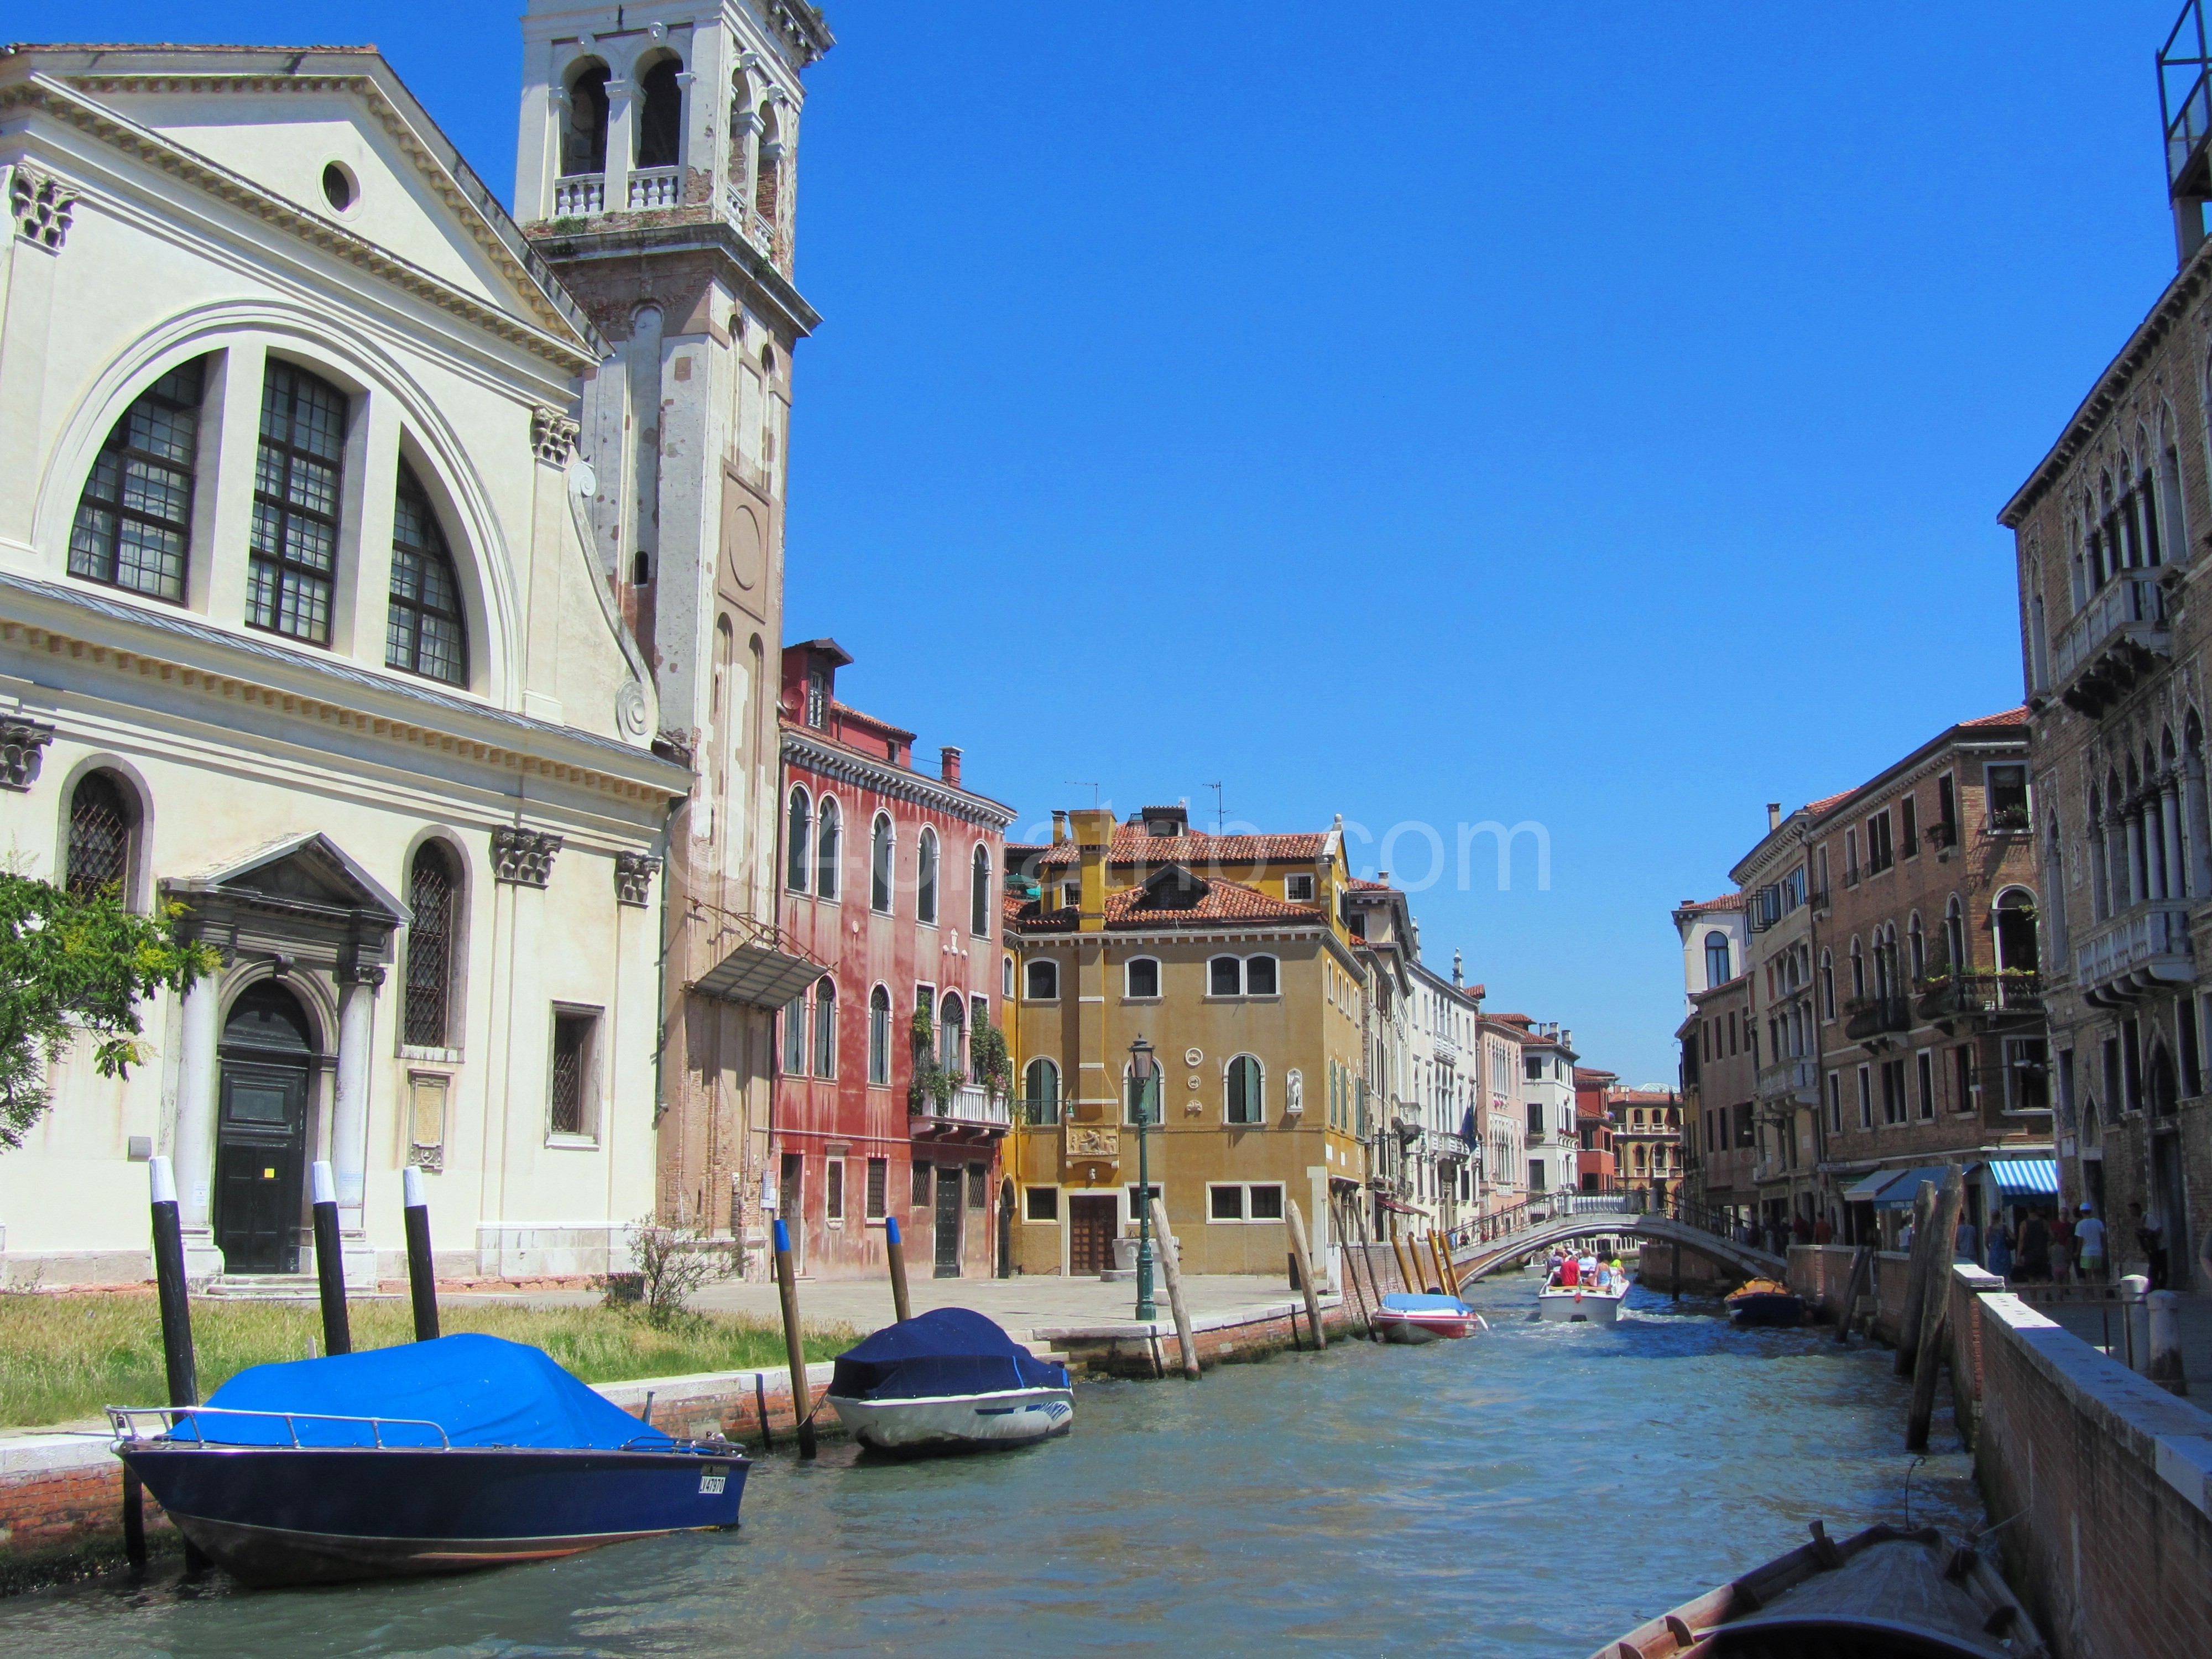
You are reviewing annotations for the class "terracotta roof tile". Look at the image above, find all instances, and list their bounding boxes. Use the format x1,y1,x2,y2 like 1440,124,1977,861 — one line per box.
1679,891,1745,912
1960,706,2030,728
1034,825,1329,869
1008,872,1326,934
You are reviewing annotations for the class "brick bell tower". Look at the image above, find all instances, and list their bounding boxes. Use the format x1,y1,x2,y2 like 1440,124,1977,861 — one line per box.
517,1,834,1266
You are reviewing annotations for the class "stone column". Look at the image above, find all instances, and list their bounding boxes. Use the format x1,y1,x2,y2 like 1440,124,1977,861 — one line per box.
171,971,226,1280
331,965,385,1289
2186,752,2212,899
604,77,635,208
2162,777,2186,904
2128,810,2148,910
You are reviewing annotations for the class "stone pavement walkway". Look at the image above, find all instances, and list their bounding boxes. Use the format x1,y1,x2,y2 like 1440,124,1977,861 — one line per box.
2037,1290,2212,1396
450,1272,1313,1351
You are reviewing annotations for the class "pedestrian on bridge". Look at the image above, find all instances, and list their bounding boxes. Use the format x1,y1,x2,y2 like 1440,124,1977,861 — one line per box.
2074,1205,2106,1283
1813,1213,1834,1245
1987,1221,2013,1280
2130,1202,2168,1291
2017,1209,2050,1281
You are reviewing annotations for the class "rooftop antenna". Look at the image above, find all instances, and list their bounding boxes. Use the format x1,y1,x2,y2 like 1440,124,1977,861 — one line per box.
1063,780,1101,808
1204,781,1228,833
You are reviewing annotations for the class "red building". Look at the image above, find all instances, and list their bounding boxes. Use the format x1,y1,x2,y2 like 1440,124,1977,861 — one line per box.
1573,1065,1619,1193
774,641,1015,1279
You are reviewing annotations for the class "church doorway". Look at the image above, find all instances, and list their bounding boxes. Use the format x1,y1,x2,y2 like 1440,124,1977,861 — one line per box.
212,980,318,1274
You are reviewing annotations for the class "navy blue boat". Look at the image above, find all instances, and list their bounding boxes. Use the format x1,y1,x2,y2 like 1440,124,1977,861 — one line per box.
110,1333,747,1587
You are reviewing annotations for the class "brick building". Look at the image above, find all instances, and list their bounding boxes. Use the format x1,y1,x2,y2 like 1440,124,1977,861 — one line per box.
773,640,1014,1278
1678,971,1756,1228
1573,1066,1619,1192
1995,19,2212,1284
1610,1086,1683,1208
1809,712,2053,1245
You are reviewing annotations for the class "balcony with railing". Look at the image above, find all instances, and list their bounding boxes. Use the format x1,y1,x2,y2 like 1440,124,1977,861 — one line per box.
625,166,682,210
1842,995,1912,1043
1756,1058,1818,1103
2075,904,2193,1005
554,173,605,216
911,1082,1010,1136
2053,576,2171,718
1914,971,2043,1024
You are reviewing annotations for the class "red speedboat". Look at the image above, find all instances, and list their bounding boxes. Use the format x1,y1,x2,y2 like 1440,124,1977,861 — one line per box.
1371,1292,1478,1343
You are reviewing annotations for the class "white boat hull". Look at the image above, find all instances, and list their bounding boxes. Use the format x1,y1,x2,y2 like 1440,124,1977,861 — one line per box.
1538,1287,1627,1324
826,1386,1074,1453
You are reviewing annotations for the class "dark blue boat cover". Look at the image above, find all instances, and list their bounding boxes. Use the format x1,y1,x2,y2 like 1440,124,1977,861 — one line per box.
187,1333,674,1450
829,1308,1068,1401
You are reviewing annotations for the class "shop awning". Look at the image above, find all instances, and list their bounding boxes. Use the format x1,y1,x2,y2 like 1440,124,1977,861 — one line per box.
1871,1166,1957,1210
1981,1159,2059,1200
1840,1170,1895,1203
690,925,827,1010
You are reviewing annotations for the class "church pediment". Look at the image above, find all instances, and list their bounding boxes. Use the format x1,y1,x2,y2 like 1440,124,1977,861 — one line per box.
175,832,411,926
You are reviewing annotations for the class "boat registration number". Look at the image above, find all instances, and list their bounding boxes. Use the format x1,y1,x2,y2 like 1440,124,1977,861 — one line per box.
698,1465,729,1495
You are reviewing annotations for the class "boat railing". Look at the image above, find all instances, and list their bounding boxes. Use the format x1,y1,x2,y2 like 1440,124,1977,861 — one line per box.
106,1404,453,1450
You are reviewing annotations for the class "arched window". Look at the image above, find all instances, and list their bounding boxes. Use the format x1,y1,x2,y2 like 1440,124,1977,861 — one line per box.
815,797,841,900
1024,1057,1060,1124
1227,1055,1264,1125
635,58,684,169
1704,930,1731,985
917,827,939,925
65,770,138,898
1209,955,1243,997
248,361,348,645
1633,1142,1647,1172
868,985,891,1084
1944,896,1966,974
754,104,781,221
563,63,611,175
1025,958,1058,1000
1849,938,1865,1000
1819,949,1835,1020
387,463,468,685
1126,957,1161,999
1994,888,2039,974
69,356,206,602
812,980,837,1079
1245,956,1279,997
781,988,807,1074
785,787,811,892
403,841,458,1047
971,843,991,936
871,815,893,912
1907,912,1926,982
938,992,964,1078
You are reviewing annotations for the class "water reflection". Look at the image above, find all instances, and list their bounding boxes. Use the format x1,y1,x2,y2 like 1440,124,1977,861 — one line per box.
0,1275,1984,1658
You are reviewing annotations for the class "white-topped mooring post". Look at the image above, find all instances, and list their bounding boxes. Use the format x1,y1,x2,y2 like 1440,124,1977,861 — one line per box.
169,974,226,1280
330,966,383,1288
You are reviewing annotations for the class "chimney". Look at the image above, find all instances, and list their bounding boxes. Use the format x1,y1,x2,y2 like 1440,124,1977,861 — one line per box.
1562,1027,1572,1050
1451,949,1463,989
940,745,962,787
1766,801,1782,832
1051,810,1068,845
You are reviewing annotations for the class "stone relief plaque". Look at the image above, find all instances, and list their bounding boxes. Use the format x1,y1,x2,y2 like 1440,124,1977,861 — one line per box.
1065,1125,1120,1160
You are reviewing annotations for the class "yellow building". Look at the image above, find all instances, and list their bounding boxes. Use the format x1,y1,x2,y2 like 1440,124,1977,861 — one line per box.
1001,805,1369,1278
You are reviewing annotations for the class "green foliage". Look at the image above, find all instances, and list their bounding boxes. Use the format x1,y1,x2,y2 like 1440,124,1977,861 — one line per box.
619,1213,739,1329
969,1006,1011,1103
0,874,219,1153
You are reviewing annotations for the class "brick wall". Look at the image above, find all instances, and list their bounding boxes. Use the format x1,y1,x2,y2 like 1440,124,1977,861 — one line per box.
1947,1266,2212,1658
1785,1243,1863,1322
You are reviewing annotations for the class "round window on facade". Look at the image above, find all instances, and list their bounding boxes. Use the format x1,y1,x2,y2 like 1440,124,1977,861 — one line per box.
322,163,358,212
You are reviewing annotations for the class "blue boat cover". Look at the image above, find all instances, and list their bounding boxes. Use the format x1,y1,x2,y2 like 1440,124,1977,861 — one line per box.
1380,1293,1470,1314
830,1308,1068,1401
186,1333,674,1451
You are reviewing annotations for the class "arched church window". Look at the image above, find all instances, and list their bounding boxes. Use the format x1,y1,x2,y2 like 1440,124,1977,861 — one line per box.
404,842,459,1047
66,771,138,898
249,361,348,646
387,464,468,686
636,59,684,168
564,64,610,175
70,356,207,602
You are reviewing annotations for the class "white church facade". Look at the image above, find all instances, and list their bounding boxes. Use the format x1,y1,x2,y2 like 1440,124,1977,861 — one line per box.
0,38,726,1287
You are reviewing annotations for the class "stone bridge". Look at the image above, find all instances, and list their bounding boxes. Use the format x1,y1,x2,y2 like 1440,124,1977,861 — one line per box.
1446,1201,1785,1286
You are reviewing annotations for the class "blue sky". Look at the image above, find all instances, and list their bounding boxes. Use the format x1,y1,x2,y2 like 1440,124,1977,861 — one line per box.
14,2,2197,1081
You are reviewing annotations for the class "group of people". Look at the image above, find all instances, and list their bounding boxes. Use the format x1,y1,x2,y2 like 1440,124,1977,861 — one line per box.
1545,1247,1625,1294
1968,1203,2104,1282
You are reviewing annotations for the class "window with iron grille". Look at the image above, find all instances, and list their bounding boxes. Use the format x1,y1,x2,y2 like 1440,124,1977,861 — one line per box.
249,362,348,644
66,771,135,897
387,464,468,685
70,357,205,602
911,1160,931,1207
865,1157,888,1220
549,1010,597,1136
967,1162,987,1209
825,1159,844,1223
404,842,457,1047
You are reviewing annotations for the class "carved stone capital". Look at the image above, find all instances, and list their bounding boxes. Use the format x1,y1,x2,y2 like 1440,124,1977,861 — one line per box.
615,851,662,907
11,168,77,252
493,827,564,888
532,406,580,466
337,962,388,989
0,718,57,791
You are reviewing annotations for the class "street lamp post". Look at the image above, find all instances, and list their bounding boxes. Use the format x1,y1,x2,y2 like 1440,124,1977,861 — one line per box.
1129,1036,1159,1322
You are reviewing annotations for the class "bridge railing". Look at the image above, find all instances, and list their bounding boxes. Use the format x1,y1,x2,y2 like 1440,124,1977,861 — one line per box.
1444,1188,1644,1254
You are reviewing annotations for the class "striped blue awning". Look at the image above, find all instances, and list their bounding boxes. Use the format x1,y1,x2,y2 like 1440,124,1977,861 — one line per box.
1983,1159,2058,1199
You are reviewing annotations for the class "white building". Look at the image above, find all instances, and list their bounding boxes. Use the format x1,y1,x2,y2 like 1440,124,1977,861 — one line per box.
0,43,687,1286
1478,1011,1527,1213
1516,1020,1579,1198
1672,890,1748,1011
1403,953,1480,1230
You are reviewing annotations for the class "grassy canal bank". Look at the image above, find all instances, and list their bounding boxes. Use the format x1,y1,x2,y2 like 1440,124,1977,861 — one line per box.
0,1294,859,1429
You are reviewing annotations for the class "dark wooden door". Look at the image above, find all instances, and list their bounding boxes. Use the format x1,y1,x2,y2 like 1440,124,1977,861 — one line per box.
213,1060,308,1274
933,1165,961,1277
1068,1194,1117,1276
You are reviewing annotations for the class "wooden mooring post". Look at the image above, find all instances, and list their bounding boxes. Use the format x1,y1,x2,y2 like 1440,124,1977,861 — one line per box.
884,1213,914,1324
402,1164,440,1342
1905,1166,1966,1451
1151,1197,1201,1379
1835,1245,1874,1345
1285,1198,1327,1352
145,1156,208,1577
772,1217,818,1459
309,1159,352,1357
1893,1180,1939,1377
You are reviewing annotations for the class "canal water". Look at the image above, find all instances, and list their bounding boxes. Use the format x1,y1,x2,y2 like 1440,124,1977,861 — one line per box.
0,1272,1985,1657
